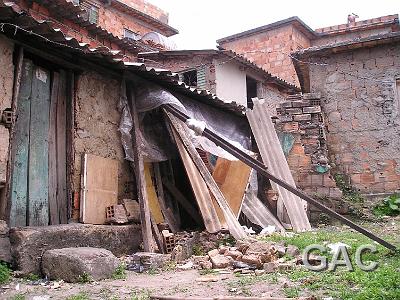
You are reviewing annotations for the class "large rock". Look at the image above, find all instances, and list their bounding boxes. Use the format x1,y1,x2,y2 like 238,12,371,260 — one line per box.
210,254,232,269
10,224,141,275
42,247,119,282
0,237,11,263
130,252,171,271
0,220,8,236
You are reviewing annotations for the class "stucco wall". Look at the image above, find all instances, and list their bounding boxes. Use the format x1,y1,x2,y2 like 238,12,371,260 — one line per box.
74,71,134,201
0,36,14,183
215,60,247,106
309,43,400,194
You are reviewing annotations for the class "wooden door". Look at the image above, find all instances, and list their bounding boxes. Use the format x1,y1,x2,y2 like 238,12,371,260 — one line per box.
10,60,67,227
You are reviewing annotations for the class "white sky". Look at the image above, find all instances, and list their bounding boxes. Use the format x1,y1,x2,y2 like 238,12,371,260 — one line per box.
148,0,399,49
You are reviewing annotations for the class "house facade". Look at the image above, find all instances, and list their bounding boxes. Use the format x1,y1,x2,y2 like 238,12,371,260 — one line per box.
138,50,299,108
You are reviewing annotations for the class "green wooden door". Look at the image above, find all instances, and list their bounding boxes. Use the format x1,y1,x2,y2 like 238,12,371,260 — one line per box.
10,60,51,227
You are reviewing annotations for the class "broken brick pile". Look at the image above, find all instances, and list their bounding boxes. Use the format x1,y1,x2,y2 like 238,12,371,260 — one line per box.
275,93,347,218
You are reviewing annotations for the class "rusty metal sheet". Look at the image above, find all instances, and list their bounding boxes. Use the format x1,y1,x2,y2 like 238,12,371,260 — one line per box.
246,99,311,231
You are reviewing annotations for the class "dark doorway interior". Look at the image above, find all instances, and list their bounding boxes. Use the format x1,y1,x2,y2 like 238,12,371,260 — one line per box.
246,76,258,109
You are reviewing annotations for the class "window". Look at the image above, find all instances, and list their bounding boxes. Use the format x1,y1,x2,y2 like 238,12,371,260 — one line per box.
180,70,198,87
81,1,99,24
246,76,258,109
179,66,207,89
123,28,140,41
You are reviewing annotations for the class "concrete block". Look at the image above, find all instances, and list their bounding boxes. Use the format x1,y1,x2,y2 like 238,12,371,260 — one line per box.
10,224,141,275
0,237,11,263
302,106,322,114
293,114,312,121
286,108,303,115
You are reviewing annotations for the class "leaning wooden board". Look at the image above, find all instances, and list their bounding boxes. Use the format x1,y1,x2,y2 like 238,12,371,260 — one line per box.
212,158,252,226
80,154,118,224
247,100,311,231
144,162,164,224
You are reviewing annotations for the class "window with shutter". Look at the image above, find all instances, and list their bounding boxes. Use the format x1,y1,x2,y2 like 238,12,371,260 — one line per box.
81,1,99,24
123,28,140,41
196,66,207,90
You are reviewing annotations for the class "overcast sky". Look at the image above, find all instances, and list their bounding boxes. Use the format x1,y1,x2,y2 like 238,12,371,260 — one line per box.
148,0,399,49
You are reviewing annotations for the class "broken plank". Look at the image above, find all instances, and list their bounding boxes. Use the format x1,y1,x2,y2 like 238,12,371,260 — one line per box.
247,99,311,232
165,111,247,240
212,158,252,226
144,162,164,224
127,83,153,252
168,131,221,233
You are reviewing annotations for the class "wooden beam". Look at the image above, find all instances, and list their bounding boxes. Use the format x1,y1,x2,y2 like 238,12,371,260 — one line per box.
66,71,75,222
165,111,247,240
151,215,165,254
126,82,153,252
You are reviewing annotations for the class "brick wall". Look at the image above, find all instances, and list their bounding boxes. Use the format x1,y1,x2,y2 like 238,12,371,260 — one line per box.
308,43,400,194
219,24,311,87
117,0,169,23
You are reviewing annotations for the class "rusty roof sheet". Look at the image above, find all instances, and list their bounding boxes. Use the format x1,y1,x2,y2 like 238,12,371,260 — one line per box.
138,49,300,92
0,1,246,115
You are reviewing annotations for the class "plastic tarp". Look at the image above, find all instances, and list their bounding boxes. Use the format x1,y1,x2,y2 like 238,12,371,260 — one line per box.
119,81,252,162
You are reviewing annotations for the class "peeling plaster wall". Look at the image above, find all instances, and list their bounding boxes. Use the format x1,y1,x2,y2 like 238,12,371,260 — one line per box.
74,71,134,201
309,43,400,193
0,35,14,183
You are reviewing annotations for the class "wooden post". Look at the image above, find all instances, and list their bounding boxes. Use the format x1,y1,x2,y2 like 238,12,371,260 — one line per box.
3,47,24,221
165,111,247,240
126,82,153,252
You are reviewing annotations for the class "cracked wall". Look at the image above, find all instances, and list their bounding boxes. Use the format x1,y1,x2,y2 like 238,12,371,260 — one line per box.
309,43,400,194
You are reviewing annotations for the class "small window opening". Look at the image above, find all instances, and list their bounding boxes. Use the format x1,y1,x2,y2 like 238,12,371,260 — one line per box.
246,76,258,109
81,1,99,24
181,70,198,87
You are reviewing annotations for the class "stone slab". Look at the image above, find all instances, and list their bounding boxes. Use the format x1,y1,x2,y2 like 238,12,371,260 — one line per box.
9,223,141,275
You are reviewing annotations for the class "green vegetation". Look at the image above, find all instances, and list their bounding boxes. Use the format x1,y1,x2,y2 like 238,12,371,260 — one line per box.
0,262,11,284
162,260,177,272
10,294,25,300
66,292,90,300
23,273,40,281
260,228,400,300
112,264,127,280
77,272,93,284
130,289,151,300
192,244,206,256
334,174,365,204
373,194,400,216
216,234,235,248
283,287,300,298
198,268,218,276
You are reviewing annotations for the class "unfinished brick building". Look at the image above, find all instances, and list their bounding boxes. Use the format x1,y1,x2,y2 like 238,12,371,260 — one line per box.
219,14,400,197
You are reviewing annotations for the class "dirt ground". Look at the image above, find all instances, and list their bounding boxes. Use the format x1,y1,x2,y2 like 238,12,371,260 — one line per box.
1,216,399,300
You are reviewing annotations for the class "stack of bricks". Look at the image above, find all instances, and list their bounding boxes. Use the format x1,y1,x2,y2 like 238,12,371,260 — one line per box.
274,93,345,216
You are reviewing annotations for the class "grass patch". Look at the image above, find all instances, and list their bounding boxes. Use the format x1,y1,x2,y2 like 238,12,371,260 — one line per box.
66,292,90,300
0,262,11,284
112,264,127,280
77,272,93,283
198,268,218,276
23,273,41,281
373,194,400,217
11,294,25,300
131,289,151,300
283,287,300,298
162,261,177,272
261,228,400,300
192,244,206,256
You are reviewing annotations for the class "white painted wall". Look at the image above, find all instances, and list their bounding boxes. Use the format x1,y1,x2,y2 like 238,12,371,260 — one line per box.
215,59,247,107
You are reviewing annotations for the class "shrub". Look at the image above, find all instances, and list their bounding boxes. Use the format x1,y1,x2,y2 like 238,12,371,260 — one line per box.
374,194,400,216
0,262,11,284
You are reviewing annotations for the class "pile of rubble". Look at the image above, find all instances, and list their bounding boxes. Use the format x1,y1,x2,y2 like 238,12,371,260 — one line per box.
189,240,301,274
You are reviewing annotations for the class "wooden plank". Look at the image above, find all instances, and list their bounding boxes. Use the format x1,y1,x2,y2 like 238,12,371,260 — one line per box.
66,71,75,222
154,163,179,232
212,158,252,226
3,47,24,220
28,65,51,226
10,59,33,227
247,99,311,231
166,112,247,240
127,83,153,252
48,71,60,225
162,180,203,225
151,215,165,254
80,154,118,224
144,162,164,224
170,129,222,233
57,70,68,224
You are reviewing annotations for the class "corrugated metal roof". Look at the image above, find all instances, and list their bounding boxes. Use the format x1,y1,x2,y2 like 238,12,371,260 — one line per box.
0,1,246,115
138,49,300,92
246,99,311,231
